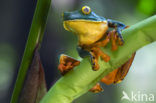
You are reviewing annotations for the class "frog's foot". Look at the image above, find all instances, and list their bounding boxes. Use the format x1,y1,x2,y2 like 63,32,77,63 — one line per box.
58,54,80,75
89,83,103,93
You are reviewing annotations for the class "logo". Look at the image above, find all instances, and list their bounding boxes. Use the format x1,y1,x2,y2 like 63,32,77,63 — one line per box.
121,91,155,102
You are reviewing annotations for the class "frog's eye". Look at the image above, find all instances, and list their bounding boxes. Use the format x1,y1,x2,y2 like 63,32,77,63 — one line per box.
82,6,91,15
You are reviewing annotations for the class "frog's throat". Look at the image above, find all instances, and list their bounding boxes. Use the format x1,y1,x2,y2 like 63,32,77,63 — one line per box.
63,20,108,45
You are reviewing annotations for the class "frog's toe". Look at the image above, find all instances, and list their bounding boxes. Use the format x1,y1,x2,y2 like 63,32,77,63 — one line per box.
117,37,124,46
58,62,73,75
90,54,100,71
58,63,67,75
89,83,103,93
116,30,124,44
98,50,110,62
92,62,100,71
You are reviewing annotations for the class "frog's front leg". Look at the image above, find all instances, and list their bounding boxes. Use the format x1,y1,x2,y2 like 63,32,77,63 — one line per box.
58,54,80,75
107,19,127,43
91,47,110,63
93,33,111,47
77,46,99,71
77,46,110,71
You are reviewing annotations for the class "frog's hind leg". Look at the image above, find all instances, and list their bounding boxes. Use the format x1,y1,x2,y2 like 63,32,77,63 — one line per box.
89,83,103,93
101,53,135,85
100,68,118,85
114,53,135,83
58,54,80,75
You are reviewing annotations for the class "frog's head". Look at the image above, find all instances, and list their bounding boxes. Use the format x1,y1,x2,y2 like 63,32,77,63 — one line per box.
63,6,108,45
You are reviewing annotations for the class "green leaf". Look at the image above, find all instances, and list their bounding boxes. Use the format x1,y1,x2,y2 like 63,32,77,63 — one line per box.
40,15,156,103
10,0,51,103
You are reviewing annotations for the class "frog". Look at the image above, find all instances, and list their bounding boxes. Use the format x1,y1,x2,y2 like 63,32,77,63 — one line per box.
58,6,135,93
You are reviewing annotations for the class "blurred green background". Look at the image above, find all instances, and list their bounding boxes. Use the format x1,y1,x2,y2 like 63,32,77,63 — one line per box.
0,0,156,103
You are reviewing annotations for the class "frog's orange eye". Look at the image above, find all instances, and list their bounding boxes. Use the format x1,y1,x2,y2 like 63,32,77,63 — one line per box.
82,6,91,15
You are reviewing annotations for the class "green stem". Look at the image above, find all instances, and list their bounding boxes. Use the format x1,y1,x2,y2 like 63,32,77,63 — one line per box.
11,0,51,103
40,15,156,103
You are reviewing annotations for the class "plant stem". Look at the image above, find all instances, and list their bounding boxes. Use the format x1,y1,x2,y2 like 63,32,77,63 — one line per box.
40,15,156,103
11,0,51,103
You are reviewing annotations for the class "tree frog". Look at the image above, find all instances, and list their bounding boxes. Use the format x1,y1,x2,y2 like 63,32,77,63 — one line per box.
58,6,135,93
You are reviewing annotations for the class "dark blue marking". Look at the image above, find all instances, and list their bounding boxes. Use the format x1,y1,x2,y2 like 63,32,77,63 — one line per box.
77,46,95,66
77,46,91,58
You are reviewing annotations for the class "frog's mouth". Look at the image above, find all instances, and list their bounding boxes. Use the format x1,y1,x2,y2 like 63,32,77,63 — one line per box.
63,21,72,32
